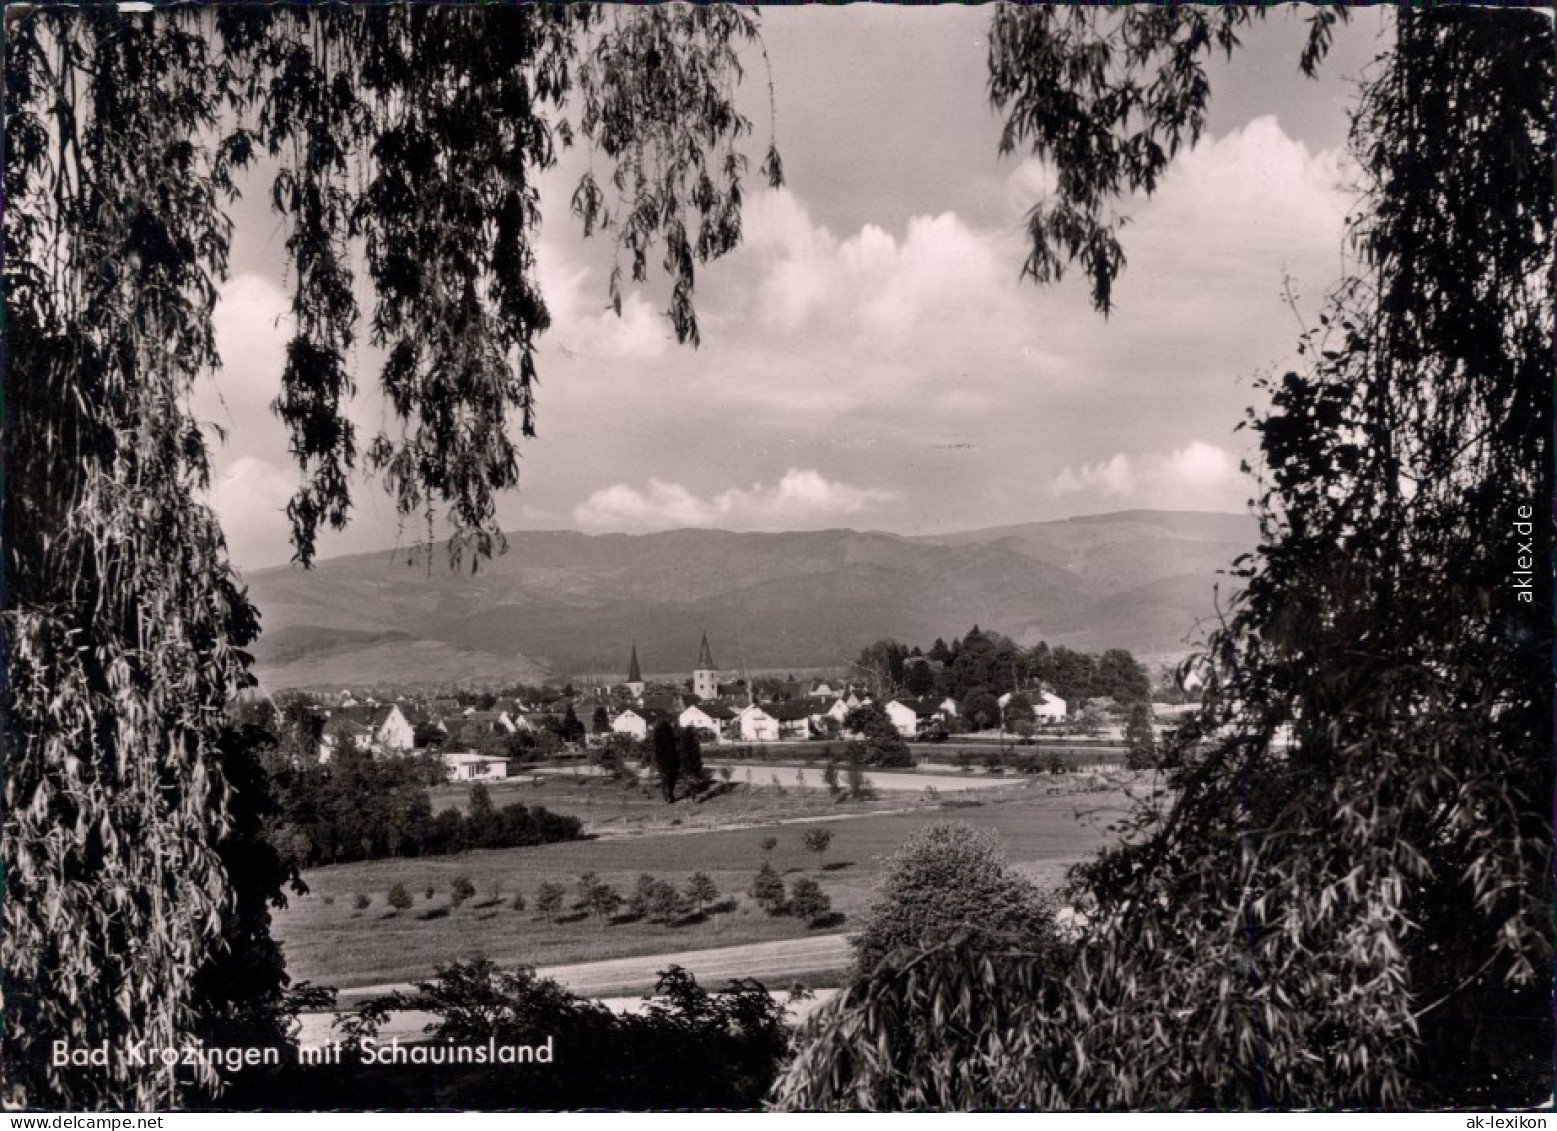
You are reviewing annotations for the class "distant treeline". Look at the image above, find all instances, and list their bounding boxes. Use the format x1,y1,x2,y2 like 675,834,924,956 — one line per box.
857,626,1152,705
241,716,583,866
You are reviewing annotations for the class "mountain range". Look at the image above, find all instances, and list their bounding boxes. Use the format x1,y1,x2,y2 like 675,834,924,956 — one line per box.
242,509,1259,692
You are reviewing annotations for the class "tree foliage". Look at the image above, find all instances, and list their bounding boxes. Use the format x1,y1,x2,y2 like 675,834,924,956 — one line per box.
802,828,832,867
849,823,1057,980
4,5,778,1109
748,862,785,915
788,878,832,928
215,958,793,1110
685,872,719,919
651,719,681,803
776,928,1063,1111
1122,702,1156,770
534,882,565,925
265,747,580,864
842,702,911,767
780,6,1552,1110
987,4,1340,316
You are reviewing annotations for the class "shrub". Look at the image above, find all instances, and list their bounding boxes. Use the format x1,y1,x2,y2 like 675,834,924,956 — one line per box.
388,884,413,913
685,872,718,918
450,875,476,908
748,862,786,915
535,881,565,925
646,881,683,925
788,877,831,926
629,873,659,919
850,822,1057,977
353,892,371,911
802,828,833,868
585,882,622,930
510,892,527,913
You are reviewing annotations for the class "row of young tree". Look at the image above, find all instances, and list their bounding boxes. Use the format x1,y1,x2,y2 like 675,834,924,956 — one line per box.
855,628,1152,707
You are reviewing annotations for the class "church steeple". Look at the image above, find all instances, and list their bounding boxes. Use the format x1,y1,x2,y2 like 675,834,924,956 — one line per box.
693,632,718,701
627,643,642,684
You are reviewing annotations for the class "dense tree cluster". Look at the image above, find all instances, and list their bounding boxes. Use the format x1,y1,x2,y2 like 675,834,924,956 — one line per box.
266,755,582,866
867,630,1151,707
840,704,913,767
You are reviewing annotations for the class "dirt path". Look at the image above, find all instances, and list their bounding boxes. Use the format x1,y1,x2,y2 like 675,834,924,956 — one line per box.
337,933,853,1000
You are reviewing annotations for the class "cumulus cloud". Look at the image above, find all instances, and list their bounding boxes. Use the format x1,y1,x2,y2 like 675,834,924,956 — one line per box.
195,273,290,436
1052,454,1137,499
1159,440,1239,487
535,242,671,361
740,191,1032,370
1052,442,1247,510
574,467,898,531
206,456,299,570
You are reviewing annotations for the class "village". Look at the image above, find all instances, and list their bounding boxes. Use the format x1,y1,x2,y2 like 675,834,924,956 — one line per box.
302,630,1174,784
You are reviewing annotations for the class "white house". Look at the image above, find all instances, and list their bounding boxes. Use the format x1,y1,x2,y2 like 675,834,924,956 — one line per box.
612,707,674,741
884,698,943,738
1034,690,1067,720
319,703,416,762
820,698,851,725
679,702,734,742
766,701,815,740
441,750,510,782
736,704,780,743
611,708,650,741
998,689,1067,721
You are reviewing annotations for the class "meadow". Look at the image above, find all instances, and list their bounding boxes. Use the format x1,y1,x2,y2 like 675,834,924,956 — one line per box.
273,773,1153,991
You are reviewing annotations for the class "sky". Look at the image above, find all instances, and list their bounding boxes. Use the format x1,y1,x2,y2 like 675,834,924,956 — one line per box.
195,6,1395,571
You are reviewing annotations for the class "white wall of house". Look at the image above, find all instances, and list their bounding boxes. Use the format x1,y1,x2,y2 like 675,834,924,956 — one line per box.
377,705,416,752
737,706,779,743
884,700,920,738
999,690,1067,721
612,711,648,740
678,705,726,741
441,751,510,781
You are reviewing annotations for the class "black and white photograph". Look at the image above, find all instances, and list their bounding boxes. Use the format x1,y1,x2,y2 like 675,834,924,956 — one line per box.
4,2,1552,1114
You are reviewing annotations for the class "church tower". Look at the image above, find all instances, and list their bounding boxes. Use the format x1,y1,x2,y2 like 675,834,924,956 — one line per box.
625,643,645,698
693,633,718,701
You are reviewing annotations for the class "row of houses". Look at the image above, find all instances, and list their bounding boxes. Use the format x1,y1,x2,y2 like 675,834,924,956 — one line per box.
316,701,515,781
310,634,1071,766
610,687,1067,744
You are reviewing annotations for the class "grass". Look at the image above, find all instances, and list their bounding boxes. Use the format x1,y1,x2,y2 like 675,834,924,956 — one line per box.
424,769,945,833
274,777,1149,991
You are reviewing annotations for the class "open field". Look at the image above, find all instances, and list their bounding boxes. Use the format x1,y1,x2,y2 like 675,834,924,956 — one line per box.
423,769,962,836
706,761,1029,793
274,776,1152,991
338,934,855,1001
